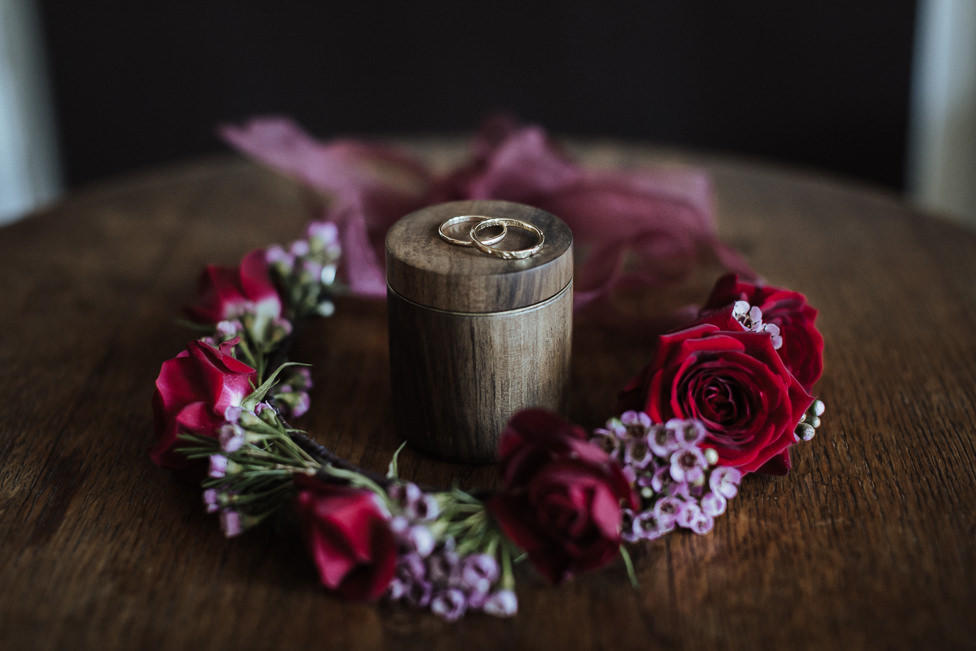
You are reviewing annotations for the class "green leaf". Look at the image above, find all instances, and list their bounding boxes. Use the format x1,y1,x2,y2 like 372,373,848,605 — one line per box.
387,441,408,479
242,361,310,410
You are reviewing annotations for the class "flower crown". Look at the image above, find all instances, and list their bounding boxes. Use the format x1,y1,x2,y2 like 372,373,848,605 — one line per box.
151,120,825,620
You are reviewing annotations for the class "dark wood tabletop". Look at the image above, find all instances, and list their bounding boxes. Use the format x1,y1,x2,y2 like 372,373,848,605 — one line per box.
1,139,974,651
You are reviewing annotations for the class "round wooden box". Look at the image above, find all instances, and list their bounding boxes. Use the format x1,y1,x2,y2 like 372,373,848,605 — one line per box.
386,200,574,462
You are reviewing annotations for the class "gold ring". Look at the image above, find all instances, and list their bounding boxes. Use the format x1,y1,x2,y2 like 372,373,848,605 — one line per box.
438,215,508,247
470,218,545,260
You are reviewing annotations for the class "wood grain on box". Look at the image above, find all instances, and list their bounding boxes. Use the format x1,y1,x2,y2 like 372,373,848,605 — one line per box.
386,200,573,461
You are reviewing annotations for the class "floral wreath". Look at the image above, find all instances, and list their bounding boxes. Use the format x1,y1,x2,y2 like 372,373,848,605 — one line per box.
151,119,825,620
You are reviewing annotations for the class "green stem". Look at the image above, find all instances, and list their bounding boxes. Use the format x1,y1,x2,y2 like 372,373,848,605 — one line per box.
620,546,639,589
273,431,319,465
500,546,515,591
246,448,317,469
320,465,391,506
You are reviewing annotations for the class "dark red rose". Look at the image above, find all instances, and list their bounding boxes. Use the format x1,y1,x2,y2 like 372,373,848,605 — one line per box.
487,409,638,584
293,476,396,602
618,323,813,475
150,339,256,472
702,273,824,391
185,248,282,325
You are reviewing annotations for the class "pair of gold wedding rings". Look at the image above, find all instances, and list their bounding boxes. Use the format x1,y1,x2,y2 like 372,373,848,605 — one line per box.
437,215,545,260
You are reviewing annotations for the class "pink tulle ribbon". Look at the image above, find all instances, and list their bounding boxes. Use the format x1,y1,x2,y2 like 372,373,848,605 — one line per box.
220,115,756,325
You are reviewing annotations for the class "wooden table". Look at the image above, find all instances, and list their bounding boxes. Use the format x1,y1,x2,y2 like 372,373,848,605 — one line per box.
2,139,974,650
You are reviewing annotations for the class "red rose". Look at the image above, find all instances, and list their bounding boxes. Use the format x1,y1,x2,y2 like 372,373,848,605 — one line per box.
150,340,256,472
618,323,813,475
185,248,282,325
293,476,397,602
702,273,824,391
487,410,638,584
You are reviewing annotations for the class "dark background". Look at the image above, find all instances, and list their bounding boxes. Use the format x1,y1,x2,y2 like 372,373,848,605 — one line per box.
38,1,918,190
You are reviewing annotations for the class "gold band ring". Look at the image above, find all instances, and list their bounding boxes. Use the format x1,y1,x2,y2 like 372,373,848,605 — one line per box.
470,218,545,260
438,215,508,247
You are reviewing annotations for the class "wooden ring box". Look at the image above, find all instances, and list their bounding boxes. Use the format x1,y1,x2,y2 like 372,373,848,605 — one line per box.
386,200,574,462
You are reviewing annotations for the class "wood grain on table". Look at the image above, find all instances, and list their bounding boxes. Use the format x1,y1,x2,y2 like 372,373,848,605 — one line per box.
1,140,974,650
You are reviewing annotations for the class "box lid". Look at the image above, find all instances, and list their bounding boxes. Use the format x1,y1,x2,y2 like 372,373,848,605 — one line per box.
386,200,573,313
